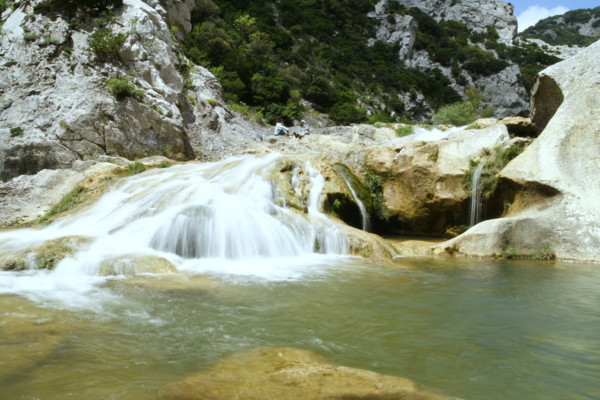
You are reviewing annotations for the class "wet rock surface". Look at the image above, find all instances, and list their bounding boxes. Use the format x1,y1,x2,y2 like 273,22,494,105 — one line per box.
159,347,451,400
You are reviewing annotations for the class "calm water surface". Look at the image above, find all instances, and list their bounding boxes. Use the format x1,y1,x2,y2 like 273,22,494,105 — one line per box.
1,258,599,400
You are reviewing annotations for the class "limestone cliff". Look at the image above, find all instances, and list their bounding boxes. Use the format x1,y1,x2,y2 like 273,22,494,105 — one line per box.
0,0,260,181
368,0,529,118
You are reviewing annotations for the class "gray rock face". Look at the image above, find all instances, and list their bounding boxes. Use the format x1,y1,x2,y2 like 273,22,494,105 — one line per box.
437,39,600,262
0,0,261,180
394,0,517,44
368,0,528,119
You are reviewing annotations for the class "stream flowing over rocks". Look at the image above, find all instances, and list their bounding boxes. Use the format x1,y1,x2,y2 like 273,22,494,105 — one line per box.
1,2,600,398
1,2,600,266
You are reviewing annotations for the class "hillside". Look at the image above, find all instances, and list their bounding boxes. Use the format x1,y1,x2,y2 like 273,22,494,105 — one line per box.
182,0,560,124
522,6,600,47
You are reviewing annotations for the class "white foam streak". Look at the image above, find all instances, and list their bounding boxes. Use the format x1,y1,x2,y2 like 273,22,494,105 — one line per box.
382,125,465,145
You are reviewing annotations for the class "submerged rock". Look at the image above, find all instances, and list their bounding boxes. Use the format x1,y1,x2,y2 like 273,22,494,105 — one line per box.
0,296,73,383
98,254,177,276
159,347,450,400
0,235,90,271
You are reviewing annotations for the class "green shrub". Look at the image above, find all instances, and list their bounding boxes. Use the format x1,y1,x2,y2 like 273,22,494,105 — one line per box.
127,161,146,174
10,127,24,136
87,27,127,63
23,32,40,41
432,101,478,126
395,125,413,137
106,76,144,100
330,102,367,125
39,185,86,223
463,144,526,200
364,171,388,221
481,107,494,118
35,0,123,18
43,36,62,46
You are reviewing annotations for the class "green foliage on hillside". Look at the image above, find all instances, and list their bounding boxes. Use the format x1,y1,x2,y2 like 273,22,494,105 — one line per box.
181,1,562,124
34,0,123,17
522,7,600,46
182,0,464,124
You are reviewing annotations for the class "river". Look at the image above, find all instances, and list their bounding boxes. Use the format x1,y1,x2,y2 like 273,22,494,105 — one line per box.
0,154,598,399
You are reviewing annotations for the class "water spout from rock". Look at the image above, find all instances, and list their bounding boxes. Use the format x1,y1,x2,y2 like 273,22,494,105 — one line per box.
469,161,486,226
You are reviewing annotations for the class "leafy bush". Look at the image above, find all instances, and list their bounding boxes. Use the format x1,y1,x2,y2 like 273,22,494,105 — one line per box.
395,125,413,137
38,185,86,223
330,102,367,125
10,127,24,136
105,76,144,100
127,161,146,174
432,101,478,126
463,144,526,200
87,27,126,63
35,0,123,17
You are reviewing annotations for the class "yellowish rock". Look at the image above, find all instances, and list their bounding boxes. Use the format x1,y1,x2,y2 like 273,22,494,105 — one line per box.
160,347,450,400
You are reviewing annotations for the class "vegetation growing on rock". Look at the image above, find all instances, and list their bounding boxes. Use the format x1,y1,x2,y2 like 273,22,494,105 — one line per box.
522,6,600,47
181,0,562,124
463,143,527,202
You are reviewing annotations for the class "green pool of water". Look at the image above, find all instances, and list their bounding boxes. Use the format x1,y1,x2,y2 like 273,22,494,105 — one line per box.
1,258,599,400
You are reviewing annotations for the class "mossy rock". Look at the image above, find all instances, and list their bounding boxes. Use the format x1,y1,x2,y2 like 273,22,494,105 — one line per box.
0,236,90,271
98,254,178,276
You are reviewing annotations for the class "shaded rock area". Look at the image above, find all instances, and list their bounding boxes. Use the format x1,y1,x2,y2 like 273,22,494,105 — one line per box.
435,39,600,262
159,347,451,400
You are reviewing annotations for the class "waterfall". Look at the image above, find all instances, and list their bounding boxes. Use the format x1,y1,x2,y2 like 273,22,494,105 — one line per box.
0,154,357,304
469,161,486,226
331,164,371,232
341,175,371,232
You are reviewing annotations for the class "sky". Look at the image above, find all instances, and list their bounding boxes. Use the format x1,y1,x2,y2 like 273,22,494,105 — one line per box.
512,0,600,32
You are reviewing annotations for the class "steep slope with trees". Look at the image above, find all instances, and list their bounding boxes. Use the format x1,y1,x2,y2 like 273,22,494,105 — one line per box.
522,6,600,47
181,0,561,125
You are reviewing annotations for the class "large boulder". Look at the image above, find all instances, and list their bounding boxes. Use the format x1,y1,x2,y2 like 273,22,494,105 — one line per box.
0,0,263,180
436,40,600,262
362,124,510,236
0,161,124,227
159,347,449,400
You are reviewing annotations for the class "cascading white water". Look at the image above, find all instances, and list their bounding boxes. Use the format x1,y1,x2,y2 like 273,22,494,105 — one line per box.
0,154,356,305
340,175,371,232
469,161,486,226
